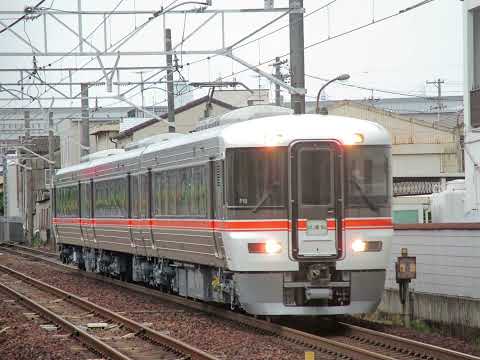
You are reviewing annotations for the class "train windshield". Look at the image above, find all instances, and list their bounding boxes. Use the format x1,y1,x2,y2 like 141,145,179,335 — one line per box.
344,145,391,213
226,147,287,208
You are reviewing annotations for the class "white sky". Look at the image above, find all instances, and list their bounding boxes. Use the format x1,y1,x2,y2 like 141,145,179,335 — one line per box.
0,0,464,109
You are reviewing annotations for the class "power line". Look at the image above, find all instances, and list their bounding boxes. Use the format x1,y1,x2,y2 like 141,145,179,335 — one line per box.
305,73,434,99
180,0,438,107
304,0,435,52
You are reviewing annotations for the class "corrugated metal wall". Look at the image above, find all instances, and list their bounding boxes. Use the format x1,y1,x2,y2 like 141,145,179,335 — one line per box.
386,229,480,298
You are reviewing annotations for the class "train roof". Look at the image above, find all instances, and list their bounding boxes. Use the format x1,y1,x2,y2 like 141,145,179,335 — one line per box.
56,113,390,176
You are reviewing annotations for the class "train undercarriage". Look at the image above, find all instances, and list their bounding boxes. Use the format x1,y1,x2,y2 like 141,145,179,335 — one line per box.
59,244,384,316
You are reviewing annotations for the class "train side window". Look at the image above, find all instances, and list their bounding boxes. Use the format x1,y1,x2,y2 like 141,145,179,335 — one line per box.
152,165,207,217
132,173,149,218
55,185,79,218
131,175,139,218
167,170,177,215
177,167,191,215
94,178,128,218
80,182,91,218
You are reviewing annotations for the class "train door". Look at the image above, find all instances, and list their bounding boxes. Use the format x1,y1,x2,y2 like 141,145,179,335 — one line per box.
130,173,150,257
80,181,94,246
289,141,343,260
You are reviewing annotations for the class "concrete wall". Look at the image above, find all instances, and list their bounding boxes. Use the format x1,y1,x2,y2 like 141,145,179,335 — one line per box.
379,227,480,327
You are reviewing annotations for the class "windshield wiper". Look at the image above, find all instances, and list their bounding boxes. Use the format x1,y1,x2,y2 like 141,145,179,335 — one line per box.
350,177,379,212
252,183,280,213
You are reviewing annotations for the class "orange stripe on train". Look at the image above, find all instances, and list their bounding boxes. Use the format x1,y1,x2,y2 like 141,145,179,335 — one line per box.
53,217,393,230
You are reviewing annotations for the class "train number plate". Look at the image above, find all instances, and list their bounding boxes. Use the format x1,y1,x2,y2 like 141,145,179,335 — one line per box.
306,220,328,236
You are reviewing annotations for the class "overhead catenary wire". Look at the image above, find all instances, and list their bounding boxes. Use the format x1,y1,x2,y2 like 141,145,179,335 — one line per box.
177,0,439,103
0,0,46,35
6,0,438,113
16,0,205,110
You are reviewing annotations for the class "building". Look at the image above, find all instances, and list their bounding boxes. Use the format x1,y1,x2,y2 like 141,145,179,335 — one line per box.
114,96,237,148
90,123,120,152
310,100,463,196
213,88,270,107
463,1,480,218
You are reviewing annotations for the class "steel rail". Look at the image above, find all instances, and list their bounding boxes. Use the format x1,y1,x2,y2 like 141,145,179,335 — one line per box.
0,245,393,359
339,322,480,360
0,262,218,360
0,273,133,360
3,244,480,360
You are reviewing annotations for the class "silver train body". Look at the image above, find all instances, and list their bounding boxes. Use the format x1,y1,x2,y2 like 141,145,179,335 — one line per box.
53,106,393,316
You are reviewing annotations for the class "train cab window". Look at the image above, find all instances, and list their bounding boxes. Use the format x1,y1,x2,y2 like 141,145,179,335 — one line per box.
344,145,391,214
300,149,332,205
94,178,128,218
56,185,79,218
226,147,287,208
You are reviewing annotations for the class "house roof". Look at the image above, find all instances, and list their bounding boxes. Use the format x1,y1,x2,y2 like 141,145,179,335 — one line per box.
90,123,119,135
114,96,236,140
326,100,456,134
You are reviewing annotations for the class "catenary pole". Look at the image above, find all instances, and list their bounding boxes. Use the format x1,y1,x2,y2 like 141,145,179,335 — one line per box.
165,28,175,133
289,0,305,114
80,83,90,158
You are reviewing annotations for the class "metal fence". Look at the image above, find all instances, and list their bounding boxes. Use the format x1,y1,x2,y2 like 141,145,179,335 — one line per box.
0,217,25,243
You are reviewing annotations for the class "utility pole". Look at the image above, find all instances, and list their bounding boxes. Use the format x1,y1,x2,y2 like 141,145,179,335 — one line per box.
272,57,288,106
165,28,175,133
426,78,445,126
48,111,55,249
275,57,282,106
137,71,146,117
80,83,90,158
289,0,306,114
3,153,9,243
24,110,33,245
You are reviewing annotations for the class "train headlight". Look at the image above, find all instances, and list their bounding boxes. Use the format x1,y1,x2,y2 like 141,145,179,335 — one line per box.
344,132,364,145
248,240,282,254
352,239,366,252
265,240,282,254
352,239,383,252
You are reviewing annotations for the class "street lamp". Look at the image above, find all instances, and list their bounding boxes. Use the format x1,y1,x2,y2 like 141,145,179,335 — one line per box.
315,74,350,115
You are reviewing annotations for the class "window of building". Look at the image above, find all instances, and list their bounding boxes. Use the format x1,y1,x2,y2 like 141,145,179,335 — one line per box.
94,177,128,218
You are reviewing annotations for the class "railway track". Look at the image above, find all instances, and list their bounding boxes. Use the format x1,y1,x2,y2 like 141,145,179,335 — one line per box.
2,243,479,360
0,259,217,360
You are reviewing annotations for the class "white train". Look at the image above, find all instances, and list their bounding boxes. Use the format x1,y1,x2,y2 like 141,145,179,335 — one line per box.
53,106,393,316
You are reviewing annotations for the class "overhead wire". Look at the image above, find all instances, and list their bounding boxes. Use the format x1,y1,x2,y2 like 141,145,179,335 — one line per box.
7,0,438,113
0,0,46,35
177,0,439,103
18,0,199,110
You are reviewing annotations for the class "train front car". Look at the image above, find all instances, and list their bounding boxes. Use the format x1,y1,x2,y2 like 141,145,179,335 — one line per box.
53,107,392,317
220,114,392,315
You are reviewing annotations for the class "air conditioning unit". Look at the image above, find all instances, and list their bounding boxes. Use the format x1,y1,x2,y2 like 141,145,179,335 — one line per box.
265,0,274,9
